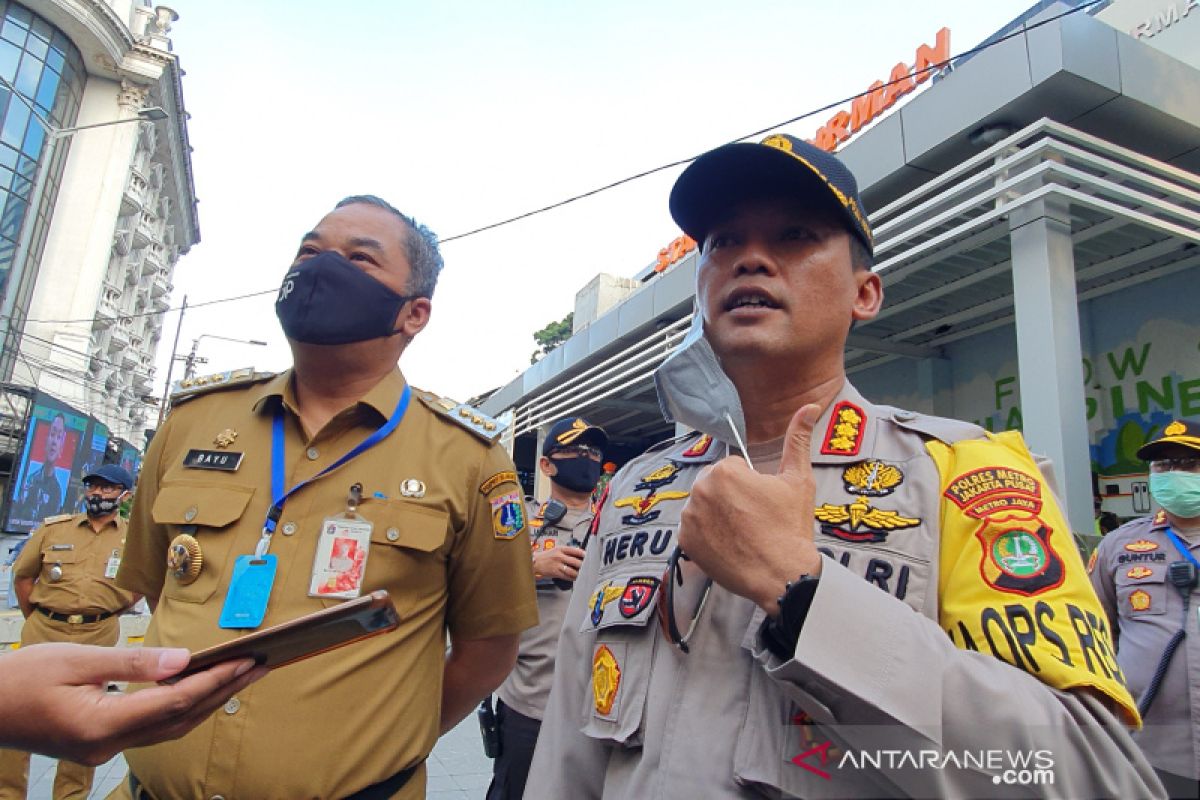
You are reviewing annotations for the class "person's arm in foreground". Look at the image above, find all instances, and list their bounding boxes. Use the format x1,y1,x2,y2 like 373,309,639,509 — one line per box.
0,643,266,765
440,632,519,734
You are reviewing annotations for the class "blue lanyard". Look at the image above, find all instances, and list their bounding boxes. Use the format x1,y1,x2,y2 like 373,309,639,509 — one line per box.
1164,527,1200,570
257,383,412,555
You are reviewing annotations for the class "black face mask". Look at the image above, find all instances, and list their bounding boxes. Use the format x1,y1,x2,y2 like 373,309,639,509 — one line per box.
85,495,122,518
275,251,413,345
550,457,603,494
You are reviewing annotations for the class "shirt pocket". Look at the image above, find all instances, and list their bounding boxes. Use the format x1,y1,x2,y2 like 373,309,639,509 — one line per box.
38,547,79,583
152,482,256,604
356,500,449,617
1115,568,1167,618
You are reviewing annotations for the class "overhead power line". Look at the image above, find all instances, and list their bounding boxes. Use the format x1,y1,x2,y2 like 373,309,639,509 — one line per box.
10,0,1102,327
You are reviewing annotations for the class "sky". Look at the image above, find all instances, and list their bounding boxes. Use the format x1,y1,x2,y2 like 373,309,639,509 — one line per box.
157,0,1037,403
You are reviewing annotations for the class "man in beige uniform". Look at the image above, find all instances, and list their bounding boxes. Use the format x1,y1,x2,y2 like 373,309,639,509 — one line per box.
529,136,1162,798
1,464,140,799
488,416,607,799
114,195,538,800
1090,418,1200,798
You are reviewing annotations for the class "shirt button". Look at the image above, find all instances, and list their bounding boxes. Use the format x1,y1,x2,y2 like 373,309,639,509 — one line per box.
306,447,320,461
386,528,400,542
211,796,226,800
282,522,297,536
224,698,240,715
183,506,198,522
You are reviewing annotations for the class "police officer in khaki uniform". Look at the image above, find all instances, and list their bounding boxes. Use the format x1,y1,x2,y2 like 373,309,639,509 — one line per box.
487,417,607,799
1090,419,1200,798
113,195,538,800
528,136,1163,798
0,464,140,800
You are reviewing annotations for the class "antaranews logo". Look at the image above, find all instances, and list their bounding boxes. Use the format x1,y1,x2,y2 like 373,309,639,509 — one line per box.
791,745,1056,787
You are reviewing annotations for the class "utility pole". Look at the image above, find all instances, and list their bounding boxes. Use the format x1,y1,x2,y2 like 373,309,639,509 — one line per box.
154,294,187,429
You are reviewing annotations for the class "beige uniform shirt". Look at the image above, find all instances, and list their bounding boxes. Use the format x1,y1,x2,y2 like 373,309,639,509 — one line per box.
1090,512,1200,779
497,502,593,720
116,369,538,800
14,513,134,616
528,382,1159,799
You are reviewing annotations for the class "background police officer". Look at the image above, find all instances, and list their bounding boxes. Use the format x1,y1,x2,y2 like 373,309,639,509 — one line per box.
487,417,607,799
0,464,140,800
1091,418,1200,798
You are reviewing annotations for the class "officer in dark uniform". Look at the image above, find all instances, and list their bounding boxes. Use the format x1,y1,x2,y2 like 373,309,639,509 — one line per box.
487,416,607,799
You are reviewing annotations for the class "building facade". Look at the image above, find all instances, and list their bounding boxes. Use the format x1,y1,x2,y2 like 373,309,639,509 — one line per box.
480,0,1200,538
0,0,197,446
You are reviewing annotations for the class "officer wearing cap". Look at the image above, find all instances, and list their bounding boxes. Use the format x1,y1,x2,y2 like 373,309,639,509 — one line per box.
528,135,1161,798
487,417,608,799
0,464,141,800
1090,418,1200,797
112,195,537,800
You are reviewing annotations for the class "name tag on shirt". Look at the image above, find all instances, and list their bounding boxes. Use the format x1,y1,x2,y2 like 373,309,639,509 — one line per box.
184,449,244,472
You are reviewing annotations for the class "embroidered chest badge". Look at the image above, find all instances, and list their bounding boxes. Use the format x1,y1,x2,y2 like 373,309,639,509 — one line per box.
592,644,621,717
613,490,689,526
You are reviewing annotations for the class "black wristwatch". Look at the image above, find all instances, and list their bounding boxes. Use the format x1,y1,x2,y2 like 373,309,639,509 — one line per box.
759,574,820,661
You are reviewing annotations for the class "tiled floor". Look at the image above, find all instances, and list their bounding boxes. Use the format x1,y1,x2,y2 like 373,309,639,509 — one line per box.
26,713,494,799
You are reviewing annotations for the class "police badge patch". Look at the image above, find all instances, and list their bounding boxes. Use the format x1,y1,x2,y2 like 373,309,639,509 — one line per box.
490,491,525,540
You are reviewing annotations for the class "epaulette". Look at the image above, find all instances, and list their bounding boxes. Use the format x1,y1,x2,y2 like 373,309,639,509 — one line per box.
171,368,276,405
42,513,74,525
885,407,985,445
414,389,504,443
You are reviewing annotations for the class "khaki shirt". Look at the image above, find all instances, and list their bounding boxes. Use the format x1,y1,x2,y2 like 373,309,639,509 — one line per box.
1090,512,1200,779
116,368,538,800
13,513,134,615
497,502,593,720
529,382,1159,799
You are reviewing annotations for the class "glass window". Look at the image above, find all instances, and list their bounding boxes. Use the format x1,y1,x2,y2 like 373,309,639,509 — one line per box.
0,143,15,170
20,120,41,160
14,51,39,95
29,17,50,44
0,38,18,80
0,97,27,148
44,44,61,73
23,30,44,60
33,67,56,112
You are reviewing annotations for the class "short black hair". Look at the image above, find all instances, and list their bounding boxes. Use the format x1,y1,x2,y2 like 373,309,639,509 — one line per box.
849,236,873,272
335,195,444,298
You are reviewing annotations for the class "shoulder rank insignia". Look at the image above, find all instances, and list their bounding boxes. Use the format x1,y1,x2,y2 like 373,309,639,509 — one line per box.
42,513,74,525
416,390,504,443
820,401,866,456
1152,510,1168,526
172,368,275,405
681,434,713,458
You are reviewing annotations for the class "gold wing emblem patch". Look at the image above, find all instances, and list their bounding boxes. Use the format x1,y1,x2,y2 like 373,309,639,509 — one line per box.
814,497,921,544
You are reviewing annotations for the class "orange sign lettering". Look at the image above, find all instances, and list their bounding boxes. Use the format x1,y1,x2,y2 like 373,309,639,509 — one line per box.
812,28,949,152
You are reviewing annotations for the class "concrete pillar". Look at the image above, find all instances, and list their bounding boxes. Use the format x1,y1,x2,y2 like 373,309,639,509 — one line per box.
1009,197,1092,535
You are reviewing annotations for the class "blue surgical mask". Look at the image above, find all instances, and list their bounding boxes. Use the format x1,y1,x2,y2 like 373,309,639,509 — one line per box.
276,251,413,345
653,314,747,447
1149,471,1200,519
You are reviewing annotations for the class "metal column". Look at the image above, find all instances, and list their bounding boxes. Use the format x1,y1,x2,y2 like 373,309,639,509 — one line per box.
1009,198,1092,535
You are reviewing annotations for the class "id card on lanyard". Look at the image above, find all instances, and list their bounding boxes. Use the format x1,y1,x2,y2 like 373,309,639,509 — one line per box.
218,384,412,629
